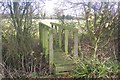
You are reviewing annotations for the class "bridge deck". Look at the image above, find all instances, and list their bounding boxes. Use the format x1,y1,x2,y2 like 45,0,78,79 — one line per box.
53,49,75,75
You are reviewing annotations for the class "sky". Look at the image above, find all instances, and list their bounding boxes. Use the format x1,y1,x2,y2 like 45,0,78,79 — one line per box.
44,0,88,16
43,0,82,16
44,0,119,17
0,0,118,16
44,0,59,16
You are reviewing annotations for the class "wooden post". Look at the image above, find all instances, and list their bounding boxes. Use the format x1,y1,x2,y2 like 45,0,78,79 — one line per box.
54,25,58,47
39,23,43,46
39,23,46,54
58,28,62,49
49,30,54,75
44,30,48,57
65,30,69,55
42,28,45,49
74,31,78,57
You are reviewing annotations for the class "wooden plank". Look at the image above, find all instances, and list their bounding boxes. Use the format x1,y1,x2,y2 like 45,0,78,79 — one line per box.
54,59,73,66
39,23,43,46
54,26,58,47
53,50,74,64
49,30,54,74
65,30,69,55
55,72,68,76
56,66,73,73
55,63,75,66
74,31,78,57
42,28,45,49
58,28,62,48
44,30,48,57
50,22,77,32
39,22,51,30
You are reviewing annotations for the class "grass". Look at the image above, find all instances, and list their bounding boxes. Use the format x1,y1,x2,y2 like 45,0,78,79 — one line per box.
71,56,120,78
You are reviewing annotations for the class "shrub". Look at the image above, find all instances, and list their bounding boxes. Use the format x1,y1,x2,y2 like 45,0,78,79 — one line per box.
71,57,119,78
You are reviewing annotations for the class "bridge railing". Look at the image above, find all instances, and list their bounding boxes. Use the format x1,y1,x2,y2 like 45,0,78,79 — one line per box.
39,22,79,75
50,22,79,57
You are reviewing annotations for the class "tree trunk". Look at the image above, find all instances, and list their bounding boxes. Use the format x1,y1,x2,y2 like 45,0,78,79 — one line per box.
118,2,120,62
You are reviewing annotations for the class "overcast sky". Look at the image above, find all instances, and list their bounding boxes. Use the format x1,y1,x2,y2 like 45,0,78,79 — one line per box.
44,0,83,16
43,0,119,16
0,0,119,16
44,0,58,16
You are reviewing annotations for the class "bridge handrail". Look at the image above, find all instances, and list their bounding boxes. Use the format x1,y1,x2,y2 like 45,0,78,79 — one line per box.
50,22,78,32
39,22,52,30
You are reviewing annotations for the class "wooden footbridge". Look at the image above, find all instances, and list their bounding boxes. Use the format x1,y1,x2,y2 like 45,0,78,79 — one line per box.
39,22,79,75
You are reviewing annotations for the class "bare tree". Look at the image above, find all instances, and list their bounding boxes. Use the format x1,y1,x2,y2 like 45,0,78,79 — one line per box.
57,0,118,60
118,2,120,62
1,0,47,78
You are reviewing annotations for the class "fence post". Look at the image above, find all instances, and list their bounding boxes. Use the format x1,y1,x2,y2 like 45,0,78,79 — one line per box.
39,23,43,46
39,23,46,55
42,28,45,49
58,28,62,49
44,29,49,57
65,30,69,55
74,31,78,57
49,29,54,75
